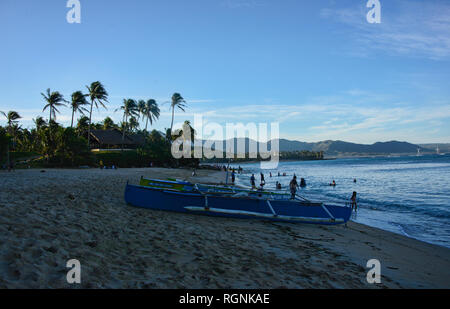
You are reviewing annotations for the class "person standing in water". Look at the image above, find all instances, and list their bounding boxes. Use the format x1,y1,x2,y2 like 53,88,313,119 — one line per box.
231,170,236,184
250,174,256,189
351,191,358,212
289,175,299,199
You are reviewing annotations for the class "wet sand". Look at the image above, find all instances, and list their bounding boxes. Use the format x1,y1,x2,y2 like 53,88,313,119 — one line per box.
0,168,449,288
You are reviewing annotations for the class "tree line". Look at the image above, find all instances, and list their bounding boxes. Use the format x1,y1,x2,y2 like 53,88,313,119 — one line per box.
0,81,193,168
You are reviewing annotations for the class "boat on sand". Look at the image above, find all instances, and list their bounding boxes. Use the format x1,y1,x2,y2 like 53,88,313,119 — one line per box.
124,179,352,225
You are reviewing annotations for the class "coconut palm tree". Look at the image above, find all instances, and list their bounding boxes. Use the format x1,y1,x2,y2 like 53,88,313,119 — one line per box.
102,117,116,130
144,99,160,132
1,111,22,133
137,100,146,125
169,93,186,138
70,91,89,128
0,111,22,146
128,116,139,133
86,81,108,147
33,116,46,131
115,99,138,151
76,116,90,137
41,89,67,123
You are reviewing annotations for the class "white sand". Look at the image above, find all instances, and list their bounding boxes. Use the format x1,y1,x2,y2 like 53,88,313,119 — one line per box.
0,168,449,288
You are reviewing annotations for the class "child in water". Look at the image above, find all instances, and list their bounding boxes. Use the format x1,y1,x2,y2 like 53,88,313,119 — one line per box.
351,191,358,212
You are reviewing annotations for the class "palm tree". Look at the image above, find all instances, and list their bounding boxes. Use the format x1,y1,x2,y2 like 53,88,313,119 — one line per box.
1,111,22,133
144,99,160,132
70,91,89,128
128,116,139,133
137,100,146,126
33,116,46,130
41,89,67,123
115,99,138,151
76,116,90,137
102,117,116,130
0,111,22,146
86,81,108,147
169,93,186,138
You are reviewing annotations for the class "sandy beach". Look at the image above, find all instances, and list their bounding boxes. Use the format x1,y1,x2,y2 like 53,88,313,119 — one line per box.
0,168,449,289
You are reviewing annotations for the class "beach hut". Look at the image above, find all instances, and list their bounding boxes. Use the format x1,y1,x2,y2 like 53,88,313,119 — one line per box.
89,129,145,150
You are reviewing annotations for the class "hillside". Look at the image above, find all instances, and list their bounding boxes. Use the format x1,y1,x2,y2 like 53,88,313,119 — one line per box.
201,138,432,156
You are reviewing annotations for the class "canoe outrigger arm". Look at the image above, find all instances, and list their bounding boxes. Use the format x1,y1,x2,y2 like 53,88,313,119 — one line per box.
321,205,336,222
267,200,277,217
194,184,210,210
184,207,344,224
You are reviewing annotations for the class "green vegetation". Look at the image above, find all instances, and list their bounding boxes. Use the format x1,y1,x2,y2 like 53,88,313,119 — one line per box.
0,83,197,169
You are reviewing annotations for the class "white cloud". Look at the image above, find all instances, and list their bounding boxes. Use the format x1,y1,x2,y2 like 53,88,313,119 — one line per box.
321,0,450,60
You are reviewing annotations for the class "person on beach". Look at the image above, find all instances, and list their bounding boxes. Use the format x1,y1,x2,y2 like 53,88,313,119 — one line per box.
231,170,236,184
351,191,358,211
289,175,299,199
192,168,197,177
250,174,256,189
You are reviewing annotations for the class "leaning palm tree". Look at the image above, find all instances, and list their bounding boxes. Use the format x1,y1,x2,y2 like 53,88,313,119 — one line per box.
169,93,186,138
1,111,22,133
1,111,22,146
144,99,160,132
115,99,138,151
41,89,66,123
86,81,108,147
70,91,89,128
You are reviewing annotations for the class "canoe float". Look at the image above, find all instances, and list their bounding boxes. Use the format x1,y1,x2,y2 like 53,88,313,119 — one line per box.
125,181,352,225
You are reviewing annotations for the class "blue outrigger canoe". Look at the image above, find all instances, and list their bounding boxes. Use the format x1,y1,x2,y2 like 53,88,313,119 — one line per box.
124,182,352,225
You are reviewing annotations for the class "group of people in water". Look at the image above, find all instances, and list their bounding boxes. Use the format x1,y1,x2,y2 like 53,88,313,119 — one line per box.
243,170,359,212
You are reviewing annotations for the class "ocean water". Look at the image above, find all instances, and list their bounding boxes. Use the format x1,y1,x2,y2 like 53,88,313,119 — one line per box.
233,154,450,248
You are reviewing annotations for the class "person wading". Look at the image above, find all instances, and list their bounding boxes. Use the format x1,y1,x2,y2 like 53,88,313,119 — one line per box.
289,175,299,200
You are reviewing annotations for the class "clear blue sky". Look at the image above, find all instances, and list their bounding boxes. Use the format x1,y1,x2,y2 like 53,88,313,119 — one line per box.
1,0,449,143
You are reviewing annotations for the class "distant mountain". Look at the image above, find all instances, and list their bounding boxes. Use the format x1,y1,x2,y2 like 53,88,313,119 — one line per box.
201,138,432,156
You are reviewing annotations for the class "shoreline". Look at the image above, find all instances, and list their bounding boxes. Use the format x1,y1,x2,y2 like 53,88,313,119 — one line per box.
1,168,449,288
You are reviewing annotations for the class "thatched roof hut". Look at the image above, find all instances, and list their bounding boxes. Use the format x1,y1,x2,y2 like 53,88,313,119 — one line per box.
90,129,145,149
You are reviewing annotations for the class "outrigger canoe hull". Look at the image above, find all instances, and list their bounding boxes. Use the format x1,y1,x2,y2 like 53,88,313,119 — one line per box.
124,184,352,225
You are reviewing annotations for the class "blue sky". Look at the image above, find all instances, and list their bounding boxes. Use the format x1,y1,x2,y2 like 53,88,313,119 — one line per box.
0,0,449,144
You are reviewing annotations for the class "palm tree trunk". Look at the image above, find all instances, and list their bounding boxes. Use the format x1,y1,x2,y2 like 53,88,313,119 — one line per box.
170,107,175,139
71,108,75,128
122,114,127,152
87,99,94,148
145,115,149,132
